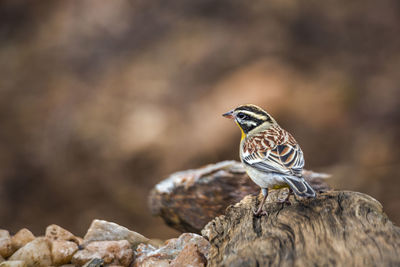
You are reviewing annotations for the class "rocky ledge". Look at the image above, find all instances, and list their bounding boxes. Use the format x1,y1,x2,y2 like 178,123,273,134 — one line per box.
149,160,331,233
202,190,400,266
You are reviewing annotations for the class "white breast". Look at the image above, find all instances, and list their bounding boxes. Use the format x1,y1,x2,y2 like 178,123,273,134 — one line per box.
243,164,286,188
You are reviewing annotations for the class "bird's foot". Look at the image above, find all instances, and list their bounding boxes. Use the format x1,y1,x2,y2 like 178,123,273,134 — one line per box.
278,198,292,205
253,208,268,217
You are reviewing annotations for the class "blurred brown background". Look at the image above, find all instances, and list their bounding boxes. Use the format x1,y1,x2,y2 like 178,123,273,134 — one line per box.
1,0,399,239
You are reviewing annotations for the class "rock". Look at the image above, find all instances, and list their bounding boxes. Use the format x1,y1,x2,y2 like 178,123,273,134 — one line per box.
149,160,331,233
72,240,133,266
11,229,35,252
45,225,80,245
0,261,27,267
83,220,153,249
0,255,3,263
81,258,104,267
0,230,13,259
50,240,78,266
9,237,52,267
134,233,209,267
202,191,400,266
170,243,207,267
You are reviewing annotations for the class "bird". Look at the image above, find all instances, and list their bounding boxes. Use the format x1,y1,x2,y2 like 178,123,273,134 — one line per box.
223,104,316,216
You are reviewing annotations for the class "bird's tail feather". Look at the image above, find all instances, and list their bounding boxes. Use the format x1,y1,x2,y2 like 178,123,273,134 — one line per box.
283,176,316,198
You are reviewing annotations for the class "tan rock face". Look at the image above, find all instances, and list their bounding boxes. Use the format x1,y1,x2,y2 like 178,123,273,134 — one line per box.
72,240,133,266
45,225,80,245
134,233,209,267
83,220,151,248
9,237,52,267
11,229,35,252
0,261,27,267
0,230,13,258
50,240,78,266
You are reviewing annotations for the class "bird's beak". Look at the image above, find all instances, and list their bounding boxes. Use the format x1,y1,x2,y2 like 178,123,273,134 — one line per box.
222,110,234,119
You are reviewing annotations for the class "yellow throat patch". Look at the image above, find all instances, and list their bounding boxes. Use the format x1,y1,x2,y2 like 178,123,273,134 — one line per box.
235,121,246,141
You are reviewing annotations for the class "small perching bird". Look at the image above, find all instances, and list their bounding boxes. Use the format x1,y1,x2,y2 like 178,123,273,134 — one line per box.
223,104,316,216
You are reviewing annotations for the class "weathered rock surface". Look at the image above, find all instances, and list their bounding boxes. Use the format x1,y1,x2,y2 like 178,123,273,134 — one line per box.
72,240,133,266
0,231,13,259
202,191,400,266
83,220,153,249
149,160,330,233
9,237,52,267
10,230,35,252
134,233,209,267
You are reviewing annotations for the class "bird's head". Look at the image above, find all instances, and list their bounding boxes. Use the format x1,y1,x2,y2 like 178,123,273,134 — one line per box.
222,104,276,136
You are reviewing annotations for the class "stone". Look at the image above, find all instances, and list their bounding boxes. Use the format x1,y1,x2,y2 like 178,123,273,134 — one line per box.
45,225,80,245
72,240,133,266
0,230,13,259
170,243,207,267
81,258,104,267
149,160,331,233
202,191,400,266
0,261,27,267
9,237,52,267
50,240,78,266
11,229,35,252
83,220,153,248
134,233,209,267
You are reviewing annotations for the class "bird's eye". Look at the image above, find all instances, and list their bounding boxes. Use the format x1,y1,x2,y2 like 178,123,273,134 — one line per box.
237,113,247,120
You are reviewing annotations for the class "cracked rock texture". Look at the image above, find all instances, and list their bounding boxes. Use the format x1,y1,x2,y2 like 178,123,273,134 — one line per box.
201,191,400,267
149,160,330,233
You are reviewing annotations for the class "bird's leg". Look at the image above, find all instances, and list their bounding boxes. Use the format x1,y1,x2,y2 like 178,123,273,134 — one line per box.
279,188,293,205
254,188,268,217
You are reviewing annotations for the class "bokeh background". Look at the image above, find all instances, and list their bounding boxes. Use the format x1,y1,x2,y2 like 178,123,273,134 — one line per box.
1,0,399,239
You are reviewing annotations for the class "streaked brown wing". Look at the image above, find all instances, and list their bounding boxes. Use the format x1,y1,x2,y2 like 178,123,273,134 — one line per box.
275,143,304,176
242,127,305,176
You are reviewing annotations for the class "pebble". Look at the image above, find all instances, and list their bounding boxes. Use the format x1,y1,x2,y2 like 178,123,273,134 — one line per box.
0,261,27,267
11,229,35,252
0,230,13,258
72,240,133,266
50,240,78,266
9,237,52,267
170,243,207,267
134,233,209,267
45,225,80,245
81,258,104,267
83,220,152,248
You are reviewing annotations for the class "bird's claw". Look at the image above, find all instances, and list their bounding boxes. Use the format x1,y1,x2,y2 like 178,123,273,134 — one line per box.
278,199,291,205
253,208,268,217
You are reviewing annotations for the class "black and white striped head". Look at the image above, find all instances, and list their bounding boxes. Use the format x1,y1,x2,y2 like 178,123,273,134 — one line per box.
222,104,276,134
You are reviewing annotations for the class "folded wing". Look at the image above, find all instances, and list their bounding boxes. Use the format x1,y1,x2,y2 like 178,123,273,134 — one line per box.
242,133,316,197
